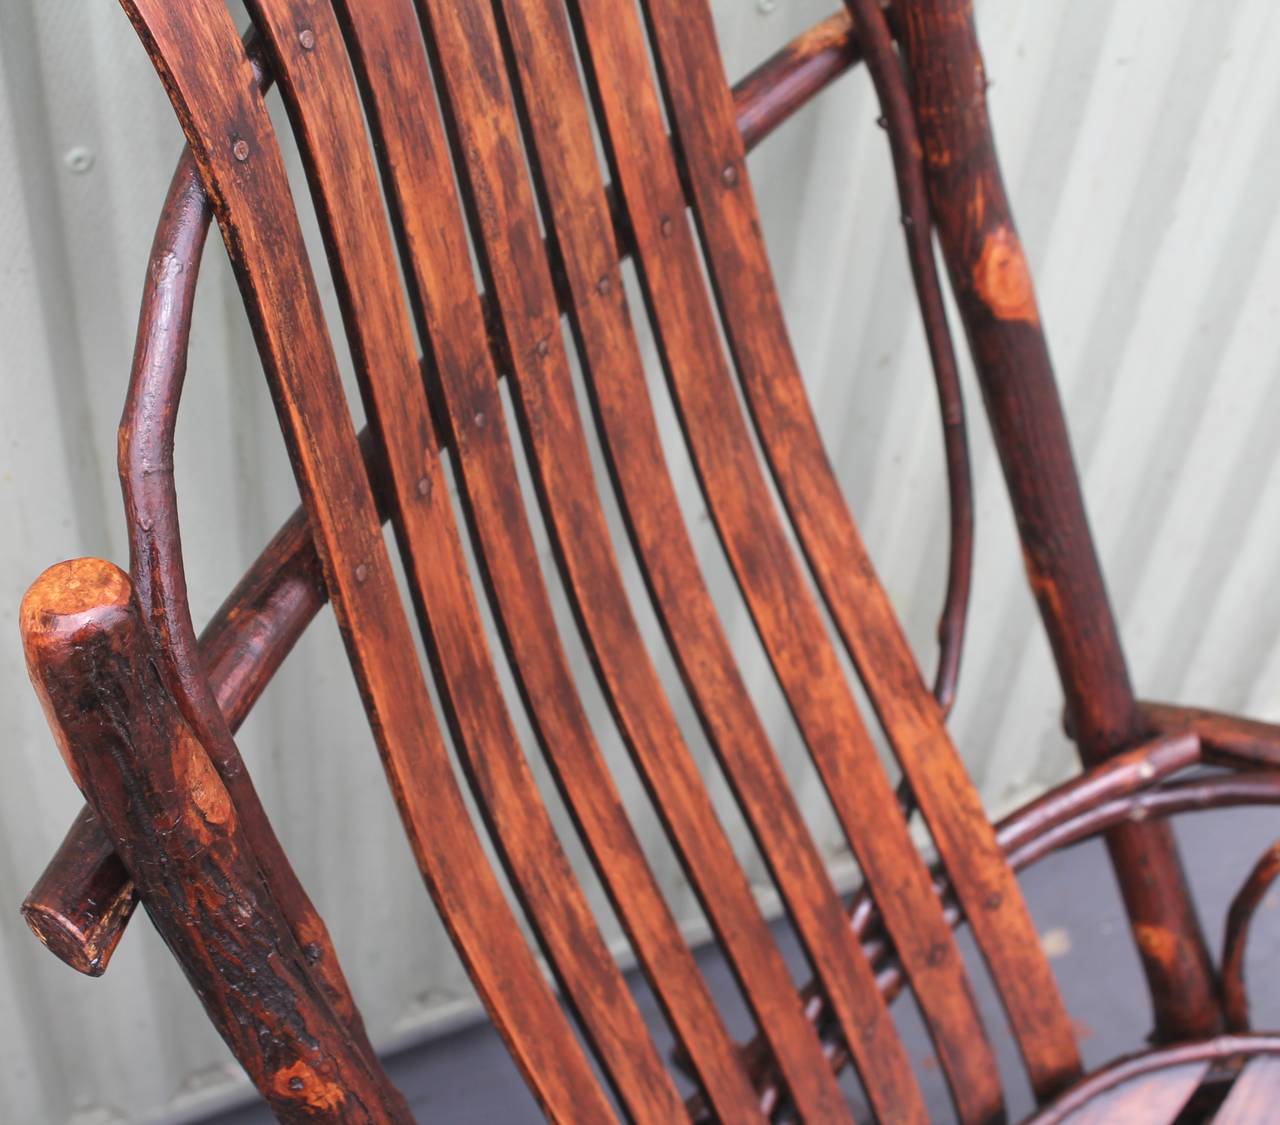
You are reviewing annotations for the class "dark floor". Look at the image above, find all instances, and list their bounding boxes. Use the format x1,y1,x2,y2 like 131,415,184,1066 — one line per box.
202,807,1280,1123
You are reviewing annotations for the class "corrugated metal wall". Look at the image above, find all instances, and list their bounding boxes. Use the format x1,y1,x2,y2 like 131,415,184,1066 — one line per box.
2,0,1279,1120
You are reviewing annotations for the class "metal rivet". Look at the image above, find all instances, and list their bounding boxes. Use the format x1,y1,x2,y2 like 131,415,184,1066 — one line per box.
660,215,674,238
416,476,431,497
473,412,486,429
299,28,316,50
1136,760,1156,782
64,147,95,174
596,274,611,296
233,139,251,162
535,338,550,358
354,563,369,584
721,163,739,187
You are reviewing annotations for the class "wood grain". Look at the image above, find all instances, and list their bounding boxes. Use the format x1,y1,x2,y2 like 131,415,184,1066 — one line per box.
117,2,615,1117
21,560,410,1122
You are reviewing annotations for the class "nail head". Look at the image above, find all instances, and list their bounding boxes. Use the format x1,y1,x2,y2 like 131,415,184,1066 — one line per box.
232,139,250,162
299,28,316,50
64,147,95,174
721,163,739,187
354,563,369,584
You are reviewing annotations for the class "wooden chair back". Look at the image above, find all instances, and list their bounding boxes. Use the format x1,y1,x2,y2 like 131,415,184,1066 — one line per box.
19,0,1227,1120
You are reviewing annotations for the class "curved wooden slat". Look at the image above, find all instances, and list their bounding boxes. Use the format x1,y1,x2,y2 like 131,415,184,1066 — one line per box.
115,3,614,1118
634,0,1080,1105
563,0,1016,1118
297,0,772,1115
26,8,880,979
242,1,685,1117
437,0,911,1117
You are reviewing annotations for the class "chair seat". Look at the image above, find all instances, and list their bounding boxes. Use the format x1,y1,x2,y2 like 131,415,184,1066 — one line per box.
1025,1036,1280,1124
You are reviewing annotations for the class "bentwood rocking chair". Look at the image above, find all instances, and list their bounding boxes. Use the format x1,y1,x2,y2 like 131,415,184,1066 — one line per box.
17,0,1280,1121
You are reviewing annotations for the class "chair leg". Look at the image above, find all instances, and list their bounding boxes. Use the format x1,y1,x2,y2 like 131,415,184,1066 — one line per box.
21,558,411,1124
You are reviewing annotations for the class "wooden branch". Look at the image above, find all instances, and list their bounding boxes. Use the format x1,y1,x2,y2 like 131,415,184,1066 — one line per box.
1141,700,1280,771
838,0,972,723
896,0,1222,1043
1221,841,1280,1032
20,559,410,1123
734,12,861,151
21,11,869,977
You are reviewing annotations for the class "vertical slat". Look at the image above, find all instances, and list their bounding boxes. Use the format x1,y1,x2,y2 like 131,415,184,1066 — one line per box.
281,0,748,1114
115,3,615,1120
235,1,684,1118
388,0,851,1117
489,0,968,1120
636,0,1083,1103
562,1,1010,1120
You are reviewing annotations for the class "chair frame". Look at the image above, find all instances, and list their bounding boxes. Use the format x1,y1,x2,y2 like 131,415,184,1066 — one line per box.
18,1,1280,1120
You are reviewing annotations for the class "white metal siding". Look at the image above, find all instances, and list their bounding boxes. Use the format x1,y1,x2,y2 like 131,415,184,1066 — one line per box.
1,1,1278,1120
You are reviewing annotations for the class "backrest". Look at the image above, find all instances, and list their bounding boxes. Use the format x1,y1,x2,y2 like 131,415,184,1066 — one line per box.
120,0,1082,1119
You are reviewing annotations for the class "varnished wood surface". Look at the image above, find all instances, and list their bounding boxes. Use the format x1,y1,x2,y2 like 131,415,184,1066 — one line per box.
21,560,411,1122
26,8,874,981
895,0,1222,1044
20,0,1279,1120
117,1,617,1117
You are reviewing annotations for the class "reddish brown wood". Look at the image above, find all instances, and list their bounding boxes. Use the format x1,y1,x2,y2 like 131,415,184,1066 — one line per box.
256,0,728,1114
24,12,879,975
388,0,834,1116
735,10,864,151
22,1,1280,1121
1221,841,1280,1032
639,0,1076,1109
834,0,972,721
21,806,133,977
117,107,380,1062
1142,701,1280,771
500,0,988,1115
895,0,1222,1044
20,560,411,1122
22,501,329,975
117,2,616,1117
733,730,1199,1109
